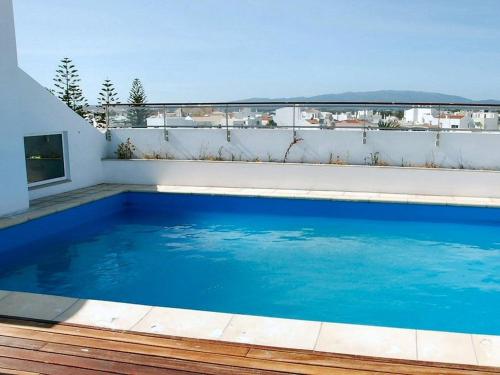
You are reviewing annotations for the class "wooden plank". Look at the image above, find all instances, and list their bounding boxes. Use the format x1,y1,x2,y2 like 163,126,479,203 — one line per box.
0,317,498,375
41,342,284,375
0,367,39,375
0,336,45,351
0,328,373,375
0,356,104,375
247,348,498,375
0,317,249,357
0,345,197,375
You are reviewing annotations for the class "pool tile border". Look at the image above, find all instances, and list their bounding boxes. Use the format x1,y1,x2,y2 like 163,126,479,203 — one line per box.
131,306,233,340
473,334,500,367
3,183,500,230
1,184,500,367
0,289,498,367
220,314,321,350
316,322,418,360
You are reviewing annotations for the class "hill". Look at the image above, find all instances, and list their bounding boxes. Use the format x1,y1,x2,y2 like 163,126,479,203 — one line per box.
240,90,500,104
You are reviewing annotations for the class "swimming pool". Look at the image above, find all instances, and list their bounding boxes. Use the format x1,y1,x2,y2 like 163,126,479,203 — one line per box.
1,192,499,335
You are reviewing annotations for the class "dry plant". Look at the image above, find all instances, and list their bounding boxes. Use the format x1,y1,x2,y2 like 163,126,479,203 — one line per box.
283,136,303,163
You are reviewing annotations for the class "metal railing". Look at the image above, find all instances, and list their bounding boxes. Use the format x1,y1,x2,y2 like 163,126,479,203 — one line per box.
102,101,500,134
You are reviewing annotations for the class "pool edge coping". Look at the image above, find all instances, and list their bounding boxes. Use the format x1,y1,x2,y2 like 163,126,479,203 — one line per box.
0,290,498,368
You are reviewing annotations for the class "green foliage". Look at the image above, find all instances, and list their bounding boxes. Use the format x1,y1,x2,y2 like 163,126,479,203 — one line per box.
96,79,119,126
98,79,119,106
115,138,136,159
53,57,88,118
127,78,148,127
378,118,400,129
267,119,277,127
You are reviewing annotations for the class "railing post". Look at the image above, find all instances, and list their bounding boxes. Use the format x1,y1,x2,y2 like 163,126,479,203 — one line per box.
163,105,169,141
436,105,441,147
226,105,231,142
437,105,441,129
362,105,367,144
293,104,296,137
105,104,111,141
363,104,367,128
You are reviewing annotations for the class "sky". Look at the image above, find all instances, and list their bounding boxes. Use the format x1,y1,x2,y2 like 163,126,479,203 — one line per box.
12,0,500,103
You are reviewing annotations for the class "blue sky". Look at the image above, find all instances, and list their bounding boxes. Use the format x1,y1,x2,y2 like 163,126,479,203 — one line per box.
12,0,500,103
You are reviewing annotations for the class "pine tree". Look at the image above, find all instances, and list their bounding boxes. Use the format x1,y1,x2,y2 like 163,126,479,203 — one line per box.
95,79,119,126
127,78,148,127
98,79,119,106
53,57,88,117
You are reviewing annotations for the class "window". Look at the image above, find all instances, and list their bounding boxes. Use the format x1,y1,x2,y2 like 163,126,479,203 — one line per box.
24,133,67,186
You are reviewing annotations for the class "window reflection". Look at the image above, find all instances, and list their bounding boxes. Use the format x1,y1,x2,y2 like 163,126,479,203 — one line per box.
24,134,65,184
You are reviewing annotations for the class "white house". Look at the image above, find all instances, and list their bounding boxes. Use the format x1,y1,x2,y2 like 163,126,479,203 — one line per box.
274,107,300,127
356,110,373,120
232,117,262,127
403,108,438,124
472,112,499,130
429,113,474,129
331,112,353,121
403,108,477,129
356,110,382,124
147,113,197,127
274,107,324,127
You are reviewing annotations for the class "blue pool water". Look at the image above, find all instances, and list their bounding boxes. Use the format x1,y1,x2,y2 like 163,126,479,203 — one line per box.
1,192,500,334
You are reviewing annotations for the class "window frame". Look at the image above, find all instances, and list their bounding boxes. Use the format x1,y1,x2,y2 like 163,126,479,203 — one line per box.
24,131,70,188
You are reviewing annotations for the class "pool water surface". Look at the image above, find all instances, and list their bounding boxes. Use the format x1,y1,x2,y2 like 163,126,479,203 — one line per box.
1,192,499,335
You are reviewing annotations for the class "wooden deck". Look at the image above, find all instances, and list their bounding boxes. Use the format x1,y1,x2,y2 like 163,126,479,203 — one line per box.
0,317,497,375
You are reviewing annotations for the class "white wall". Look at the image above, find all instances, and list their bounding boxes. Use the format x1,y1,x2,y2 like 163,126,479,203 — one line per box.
0,0,17,69
0,0,29,215
19,72,107,200
108,127,500,170
0,0,106,215
102,159,500,198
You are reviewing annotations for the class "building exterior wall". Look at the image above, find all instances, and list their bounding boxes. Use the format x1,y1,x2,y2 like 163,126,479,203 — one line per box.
472,112,499,130
0,0,29,215
0,0,106,215
404,108,437,124
274,107,306,127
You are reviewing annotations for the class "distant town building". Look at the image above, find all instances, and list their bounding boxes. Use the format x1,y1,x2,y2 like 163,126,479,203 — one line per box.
403,108,482,129
330,112,349,121
147,113,197,127
403,108,438,125
472,112,499,130
232,108,264,127
431,113,474,129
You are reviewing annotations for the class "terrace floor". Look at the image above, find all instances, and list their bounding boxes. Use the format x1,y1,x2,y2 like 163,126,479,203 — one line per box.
0,316,498,375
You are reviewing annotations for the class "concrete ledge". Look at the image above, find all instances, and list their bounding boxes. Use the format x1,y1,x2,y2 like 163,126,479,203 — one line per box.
102,159,500,198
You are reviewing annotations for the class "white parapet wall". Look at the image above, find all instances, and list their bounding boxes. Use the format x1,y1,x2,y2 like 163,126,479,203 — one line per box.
108,128,500,170
102,159,500,198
